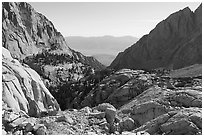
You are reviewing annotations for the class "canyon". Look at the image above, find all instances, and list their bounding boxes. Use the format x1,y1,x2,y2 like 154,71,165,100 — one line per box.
2,2,202,135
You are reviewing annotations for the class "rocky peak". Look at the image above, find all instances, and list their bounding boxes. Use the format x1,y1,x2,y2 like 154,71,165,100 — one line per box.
194,4,202,27
2,2,73,59
110,4,202,71
2,2,104,70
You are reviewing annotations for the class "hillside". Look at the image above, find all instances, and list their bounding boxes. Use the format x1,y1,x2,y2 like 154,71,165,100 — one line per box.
170,64,202,78
110,5,202,71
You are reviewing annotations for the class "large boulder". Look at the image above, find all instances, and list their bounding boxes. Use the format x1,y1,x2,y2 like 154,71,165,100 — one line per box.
2,47,60,117
119,117,135,131
93,103,116,125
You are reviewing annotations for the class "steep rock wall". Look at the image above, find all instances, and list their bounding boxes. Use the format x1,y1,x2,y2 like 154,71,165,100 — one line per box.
110,5,202,70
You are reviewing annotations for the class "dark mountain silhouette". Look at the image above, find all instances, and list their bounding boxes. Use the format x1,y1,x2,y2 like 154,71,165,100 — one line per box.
110,4,202,71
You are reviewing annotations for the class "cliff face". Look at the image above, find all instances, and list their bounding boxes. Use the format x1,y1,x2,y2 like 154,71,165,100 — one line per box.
2,2,72,59
110,4,202,70
2,2,104,70
2,47,60,117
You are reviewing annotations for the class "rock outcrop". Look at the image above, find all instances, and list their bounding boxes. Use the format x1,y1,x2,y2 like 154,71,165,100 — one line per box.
2,47,60,117
74,68,201,135
80,69,155,108
133,107,202,135
110,4,202,70
117,86,202,135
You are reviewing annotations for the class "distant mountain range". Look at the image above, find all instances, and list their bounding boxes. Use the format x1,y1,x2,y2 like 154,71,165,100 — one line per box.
110,4,202,71
65,36,138,66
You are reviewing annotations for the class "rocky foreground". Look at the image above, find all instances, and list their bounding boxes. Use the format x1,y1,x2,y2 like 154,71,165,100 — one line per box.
2,63,202,135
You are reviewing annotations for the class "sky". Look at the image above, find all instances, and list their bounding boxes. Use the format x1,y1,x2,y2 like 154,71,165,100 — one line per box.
29,2,201,38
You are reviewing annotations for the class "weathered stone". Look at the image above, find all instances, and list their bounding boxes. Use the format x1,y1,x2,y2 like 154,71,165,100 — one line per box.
171,90,202,108
99,121,109,127
22,117,37,126
121,131,135,135
35,126,47,135
47,107,58,116
105,107,116,125
121,109,132,114
55,115,74,124
120,118,135,131
161,119,198,134
89,112,106,119
25,123,34,132
87,131,97,135
103,123,110,133
2,47,60,117
136,131,150,135
131,100,168,125
133,108,202,135
81,69,155,108
80,106,92,114
18,123,27,129
2,109,20,122
94,103,116,112
33,124,45,131
13,130,23,135
189,114,202,129
11,117,27,127
25,132,33,135
115,116,121,123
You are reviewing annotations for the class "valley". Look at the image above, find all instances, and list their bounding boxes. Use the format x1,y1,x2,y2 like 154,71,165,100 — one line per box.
2,2,202,135
65,36,138,66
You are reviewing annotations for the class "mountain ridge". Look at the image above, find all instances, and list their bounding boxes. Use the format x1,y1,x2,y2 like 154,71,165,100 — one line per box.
110,4,202,71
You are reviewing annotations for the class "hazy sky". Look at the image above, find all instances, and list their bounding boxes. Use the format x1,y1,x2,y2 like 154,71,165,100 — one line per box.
30,2,200,38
